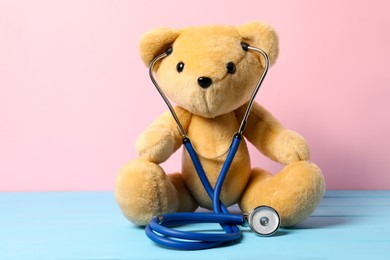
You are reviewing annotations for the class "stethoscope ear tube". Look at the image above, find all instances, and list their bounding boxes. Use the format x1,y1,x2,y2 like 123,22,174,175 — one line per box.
238,45,270,135
148,50,187,138
148,45,270,139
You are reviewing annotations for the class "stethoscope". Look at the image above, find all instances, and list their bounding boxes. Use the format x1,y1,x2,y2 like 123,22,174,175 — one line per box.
144,43,281,250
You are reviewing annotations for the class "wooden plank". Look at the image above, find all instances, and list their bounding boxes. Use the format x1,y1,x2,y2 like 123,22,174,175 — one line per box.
325,190,390,198
0,191,389,259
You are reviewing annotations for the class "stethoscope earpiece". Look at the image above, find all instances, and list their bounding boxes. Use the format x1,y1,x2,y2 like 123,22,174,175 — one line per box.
165,47,173,55
241,42,250,51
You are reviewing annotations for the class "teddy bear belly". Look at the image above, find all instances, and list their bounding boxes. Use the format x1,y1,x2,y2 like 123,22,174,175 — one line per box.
181,143,251,209
181,113,252,209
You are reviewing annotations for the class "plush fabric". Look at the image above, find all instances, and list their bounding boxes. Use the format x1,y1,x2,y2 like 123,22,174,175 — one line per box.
115,21,325,227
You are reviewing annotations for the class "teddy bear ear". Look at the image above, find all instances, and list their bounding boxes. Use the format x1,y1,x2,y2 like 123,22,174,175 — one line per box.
237,21,279,66
139,28,180,66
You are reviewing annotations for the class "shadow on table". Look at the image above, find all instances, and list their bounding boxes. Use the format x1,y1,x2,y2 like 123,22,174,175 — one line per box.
291,215,356,229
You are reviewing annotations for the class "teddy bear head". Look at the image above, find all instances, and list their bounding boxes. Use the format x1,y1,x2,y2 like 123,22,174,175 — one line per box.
139,21,279,118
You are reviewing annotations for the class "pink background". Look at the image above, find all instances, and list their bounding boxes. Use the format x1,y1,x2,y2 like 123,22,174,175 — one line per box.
0,0,389,191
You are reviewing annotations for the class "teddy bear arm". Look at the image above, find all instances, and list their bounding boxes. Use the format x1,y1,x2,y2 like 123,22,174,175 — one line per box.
136,106,191,164
235,102,309,165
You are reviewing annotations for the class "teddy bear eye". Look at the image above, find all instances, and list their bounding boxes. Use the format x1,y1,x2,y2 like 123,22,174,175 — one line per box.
176,62,185,73
226,62,236,74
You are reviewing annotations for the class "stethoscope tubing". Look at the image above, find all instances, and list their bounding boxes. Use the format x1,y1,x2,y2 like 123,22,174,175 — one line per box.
145,213,243,250
183,136,242,213
147,213,243,239
212,134,242,214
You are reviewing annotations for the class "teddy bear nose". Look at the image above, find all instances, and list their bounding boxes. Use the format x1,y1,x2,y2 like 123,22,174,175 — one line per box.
197,77,213,88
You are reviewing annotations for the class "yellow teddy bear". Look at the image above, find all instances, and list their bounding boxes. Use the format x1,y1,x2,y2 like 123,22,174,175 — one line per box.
115,21,325,227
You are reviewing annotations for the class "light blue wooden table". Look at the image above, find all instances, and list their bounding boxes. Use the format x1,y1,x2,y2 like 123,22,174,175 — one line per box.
1,190,389,259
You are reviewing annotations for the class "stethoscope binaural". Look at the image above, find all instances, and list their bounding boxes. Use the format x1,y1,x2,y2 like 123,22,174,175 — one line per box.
144,43,281,250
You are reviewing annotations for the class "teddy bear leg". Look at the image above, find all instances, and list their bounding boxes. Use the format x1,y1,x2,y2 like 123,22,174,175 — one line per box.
167,172,198,212
239,161,325,227
115,158,197,226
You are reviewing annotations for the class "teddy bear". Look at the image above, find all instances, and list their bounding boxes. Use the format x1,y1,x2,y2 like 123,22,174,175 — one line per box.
115,21,325,227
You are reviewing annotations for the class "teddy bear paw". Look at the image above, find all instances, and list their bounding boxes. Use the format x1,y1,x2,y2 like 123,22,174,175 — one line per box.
273,129,310,164
135,127,176,163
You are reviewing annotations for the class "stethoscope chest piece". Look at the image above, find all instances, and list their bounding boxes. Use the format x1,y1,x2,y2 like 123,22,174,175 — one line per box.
245,206,280,236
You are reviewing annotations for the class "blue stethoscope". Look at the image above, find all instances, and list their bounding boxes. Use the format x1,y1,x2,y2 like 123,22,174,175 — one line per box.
145,43,280,250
